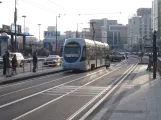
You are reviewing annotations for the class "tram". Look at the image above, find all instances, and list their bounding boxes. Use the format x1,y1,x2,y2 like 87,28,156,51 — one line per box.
62,38,110,71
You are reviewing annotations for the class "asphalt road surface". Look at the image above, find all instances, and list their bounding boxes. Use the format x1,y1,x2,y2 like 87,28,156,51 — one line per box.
0,57,138,120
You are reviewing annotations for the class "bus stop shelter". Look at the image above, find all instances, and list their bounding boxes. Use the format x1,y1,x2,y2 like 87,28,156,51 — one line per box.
0,29,33,56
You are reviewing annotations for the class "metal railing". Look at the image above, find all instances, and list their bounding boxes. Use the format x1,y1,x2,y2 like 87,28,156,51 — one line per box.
17,58,62,73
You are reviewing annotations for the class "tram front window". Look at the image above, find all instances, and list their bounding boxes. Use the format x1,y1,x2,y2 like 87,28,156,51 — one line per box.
64,42,81,63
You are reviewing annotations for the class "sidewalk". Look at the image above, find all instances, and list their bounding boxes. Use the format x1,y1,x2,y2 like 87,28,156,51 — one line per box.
91,65,161,120
138,56,149,64
0,67,64,85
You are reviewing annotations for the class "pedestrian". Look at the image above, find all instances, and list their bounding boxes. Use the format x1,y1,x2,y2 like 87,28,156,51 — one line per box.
125,52,128,59
11,54,18,75
33,52,37,72
6,52,11,77
3,51,8,75
147,54,153,71
105,54,110,69
28,53,31,58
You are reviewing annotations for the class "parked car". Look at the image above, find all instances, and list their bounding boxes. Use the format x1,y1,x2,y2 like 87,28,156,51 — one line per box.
109,52,122,62
10,52,24,67
119,52,126,60
43,55,62,67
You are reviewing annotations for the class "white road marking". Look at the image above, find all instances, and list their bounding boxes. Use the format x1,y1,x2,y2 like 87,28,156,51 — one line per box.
0,70,66,88
41,93,96,97
0,67,108,98
0,65,121,109
42,85,109,96
12,64,126,120
79,61,139,120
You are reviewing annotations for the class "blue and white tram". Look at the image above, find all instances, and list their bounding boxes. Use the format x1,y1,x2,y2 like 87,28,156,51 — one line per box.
62,38,110,71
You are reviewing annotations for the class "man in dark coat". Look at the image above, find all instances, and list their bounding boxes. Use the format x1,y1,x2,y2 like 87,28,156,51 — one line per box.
11,54,18,75
3,51,8,75
33,52,37,72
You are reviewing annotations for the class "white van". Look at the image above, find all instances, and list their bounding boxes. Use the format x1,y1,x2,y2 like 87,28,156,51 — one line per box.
10,52,24,67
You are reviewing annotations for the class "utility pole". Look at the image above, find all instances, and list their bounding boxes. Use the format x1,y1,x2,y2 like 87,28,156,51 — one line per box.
38,24,41,41
56,16,58,54
90,21,97,67
153,30,157,79
14,0,17,52
76,23,78,38
90,22,97,40
55,14,65,54
22,15,26,33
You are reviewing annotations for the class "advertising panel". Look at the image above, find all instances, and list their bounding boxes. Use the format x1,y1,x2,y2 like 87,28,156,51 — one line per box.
11,24,21,33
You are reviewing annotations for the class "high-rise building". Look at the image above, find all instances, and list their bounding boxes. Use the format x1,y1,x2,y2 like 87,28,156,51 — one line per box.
152,0,161,48
89,18,117,43
128,8,152,52
137,8,151,16
90,18,107,42
107,24,127,50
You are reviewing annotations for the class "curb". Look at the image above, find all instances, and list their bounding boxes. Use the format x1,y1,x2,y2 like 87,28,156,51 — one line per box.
0,69,65,85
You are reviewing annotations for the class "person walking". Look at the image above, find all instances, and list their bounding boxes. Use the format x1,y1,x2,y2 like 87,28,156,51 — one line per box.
147,54,153,71
6,52,11,77
3,51,8,75
105,54,110,69
11,54,18,75
33,52,37,72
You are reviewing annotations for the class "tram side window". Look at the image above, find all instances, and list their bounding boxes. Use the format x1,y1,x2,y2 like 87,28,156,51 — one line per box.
86,46,90,60
100,46,103,58
102,47,105,58
80,46,86,61
90,46,94,60
97,46,101,59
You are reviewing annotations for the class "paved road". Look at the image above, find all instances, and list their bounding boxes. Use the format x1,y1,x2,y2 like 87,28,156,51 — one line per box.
0,58,138,120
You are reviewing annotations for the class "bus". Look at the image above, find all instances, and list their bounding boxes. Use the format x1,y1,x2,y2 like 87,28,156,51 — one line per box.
62,38,110,71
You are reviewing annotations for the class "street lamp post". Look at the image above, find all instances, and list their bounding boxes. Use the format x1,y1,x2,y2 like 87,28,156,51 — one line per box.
14,0,17,52
56,16,58,54
22,15,26,33
76,23,78,38
38,24,41,41
56,14,65,54
90,21,97,67
153,30,157,79
90,21,97,40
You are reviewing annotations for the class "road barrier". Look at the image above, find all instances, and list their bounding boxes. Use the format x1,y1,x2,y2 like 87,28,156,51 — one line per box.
19,58,62,73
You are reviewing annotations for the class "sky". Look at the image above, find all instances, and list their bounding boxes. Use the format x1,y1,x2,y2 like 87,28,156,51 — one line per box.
0,0,152,40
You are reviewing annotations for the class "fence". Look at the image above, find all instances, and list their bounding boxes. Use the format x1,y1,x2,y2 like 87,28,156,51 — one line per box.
16,58,62,73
